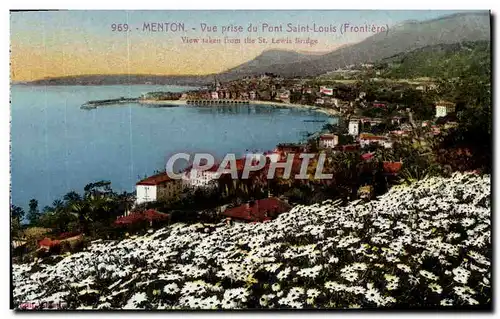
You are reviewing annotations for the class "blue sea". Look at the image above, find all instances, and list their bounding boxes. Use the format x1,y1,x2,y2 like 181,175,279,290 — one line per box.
11,85,335,209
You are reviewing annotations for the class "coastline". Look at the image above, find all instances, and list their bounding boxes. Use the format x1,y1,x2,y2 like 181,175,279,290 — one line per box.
252,100,340,117
138,99,187,106
137,99,340,117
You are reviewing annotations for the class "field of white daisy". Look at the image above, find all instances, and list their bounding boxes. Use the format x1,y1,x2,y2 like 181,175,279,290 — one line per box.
12,172,491,310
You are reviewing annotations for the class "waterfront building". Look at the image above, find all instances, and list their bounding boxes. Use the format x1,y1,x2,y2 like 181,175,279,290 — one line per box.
136,172,183,205
319,134,339,148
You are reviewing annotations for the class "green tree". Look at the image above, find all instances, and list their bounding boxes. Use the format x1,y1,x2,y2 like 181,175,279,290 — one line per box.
27,199,40,226
11,205,25,238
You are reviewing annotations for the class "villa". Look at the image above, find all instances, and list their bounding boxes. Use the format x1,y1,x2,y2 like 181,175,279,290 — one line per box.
136,172,183,205
319,133,339,148
222,197,291,223
359,133,393,149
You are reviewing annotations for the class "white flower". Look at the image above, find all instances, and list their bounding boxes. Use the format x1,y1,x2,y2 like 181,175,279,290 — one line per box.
396,264,411,273
341,271,359,282
440,299,453,306
296,265,322,279
307,289,321,298
452,267,471,284
163,283,179,294
428,283,443,294
352,262,368,271
365,287,383,305
259,294,275,307
201,295,220,309
419,270,439,281
277,267,291,280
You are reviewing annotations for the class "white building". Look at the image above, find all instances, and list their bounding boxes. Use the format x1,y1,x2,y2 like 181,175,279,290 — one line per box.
319,134,339,148
348,119,360,136
182,166,221,189
210,91,219,99
136,173,183,205
435,101,456,118
358,133,393,149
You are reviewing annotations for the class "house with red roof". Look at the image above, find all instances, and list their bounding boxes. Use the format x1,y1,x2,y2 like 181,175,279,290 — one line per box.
114,209,170,227
383,161,403,176
38,233,83,251
359,133,393,149
222,197,291,223
136,172,183,205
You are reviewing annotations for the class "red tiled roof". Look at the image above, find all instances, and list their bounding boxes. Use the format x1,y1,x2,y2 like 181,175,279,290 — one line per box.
38,237,61,248
320,134,337,140
336,144,360,152
137,172,175,186
383,161,403,174
359,133,387,141
361,153,374,161
115,209,170,225
222,197,291,222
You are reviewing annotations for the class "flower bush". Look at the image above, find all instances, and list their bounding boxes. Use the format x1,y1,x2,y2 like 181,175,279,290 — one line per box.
12,172,491,310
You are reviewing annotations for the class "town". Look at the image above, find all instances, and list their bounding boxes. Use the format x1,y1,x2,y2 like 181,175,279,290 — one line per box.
12,59,488,257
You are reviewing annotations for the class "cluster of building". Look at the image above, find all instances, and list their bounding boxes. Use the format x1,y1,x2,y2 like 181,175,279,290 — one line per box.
131,143,310,224
134,144,305,206
318,99,457,151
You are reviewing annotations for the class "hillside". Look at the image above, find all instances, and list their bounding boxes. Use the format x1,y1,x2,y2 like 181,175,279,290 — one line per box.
246,11,490,78
376,41,491,79
223,49,320,75
13,173,491,309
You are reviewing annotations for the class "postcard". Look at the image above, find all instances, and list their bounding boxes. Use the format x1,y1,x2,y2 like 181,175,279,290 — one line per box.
10,10,491,310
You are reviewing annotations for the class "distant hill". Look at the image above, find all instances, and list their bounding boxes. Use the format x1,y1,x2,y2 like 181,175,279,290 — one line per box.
220,49,320,76
376,40,491,79
25,11,490,85
234,11,490,78
26,74,212,86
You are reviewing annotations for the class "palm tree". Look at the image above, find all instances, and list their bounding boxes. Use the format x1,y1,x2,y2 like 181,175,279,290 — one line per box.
63,191,81,204
69,201,90,234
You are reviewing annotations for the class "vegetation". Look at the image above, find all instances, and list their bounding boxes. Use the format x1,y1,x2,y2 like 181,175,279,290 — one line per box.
377,41,490,79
